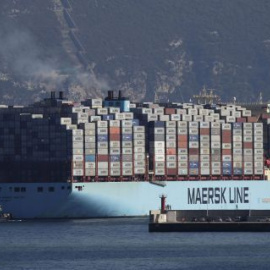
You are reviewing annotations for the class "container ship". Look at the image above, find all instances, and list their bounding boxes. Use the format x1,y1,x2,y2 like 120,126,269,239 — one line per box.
0,90,270,219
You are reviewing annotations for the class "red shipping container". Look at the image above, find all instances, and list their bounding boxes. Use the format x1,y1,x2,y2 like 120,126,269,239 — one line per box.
110,127,120,134
178,135,188,142
164,108,176,115
109,134,120,141
167,168,177,175
243,142,253,148
222,137,232,143
189,148,199,155
247,117,257,123
166,148,176,155
200,129,210,135
236,117,246,123
178,142,188,148
97,155,109,162
222,149,231,155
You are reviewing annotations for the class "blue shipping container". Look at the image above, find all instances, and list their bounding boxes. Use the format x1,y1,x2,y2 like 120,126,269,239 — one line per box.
122,134,133,141
110,155,120,162
189,162,199,168
85,155,95,162
98,135,108,142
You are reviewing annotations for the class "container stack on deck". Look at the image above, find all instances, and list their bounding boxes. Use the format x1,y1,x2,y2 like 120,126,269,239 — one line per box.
0,91,268,183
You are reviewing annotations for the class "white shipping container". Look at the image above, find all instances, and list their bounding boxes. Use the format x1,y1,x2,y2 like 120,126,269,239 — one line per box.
73,169,83,176
167,155,176,161
200,148,210,155
211,135,220,142
244,156,253,162
201,168,210,175
98,169,109,176
178,162,188,167
167,141,176,148
85,162,95,169
233,136,242,142
84,136,95,143
134,153,145,160
222,143,232,149
222,155,232,161
212,168,221,175
177,128,188,134
244,169,253,175
110,169,121,176
85,149,95,155
72,142,83,149
122,141,132,147
122,148,132,154
134,160,145,167
110,148,121,155
122,127,132,134
167,162,176,168
134,140,145,147
122,169,133,176
97,142,108,148
243,123,252,129
233,155,242,162
212,162,221,168
211,142,221,148
254,168,264,175
244,149,253,155
134,133,145,140
178,148,188,155
200,135,210,142
149,148,165,154
73,155,84,161
254,143,263,149
134,168,145,174
110,141,120,148
60,118,72,125
177,121,187,128
189,142,199,148
189,128,199,135
110,162,120,168
155,154,165,161
109,120,120,127
200,155,210,161
178,155,188,161
85,130,95,136
133,126,145,133
85,169,95,176
97,148,108,155
178,168,188,175
155,169,166,175
98,162,108,169
155,161,165,168
150,141,165,148
134,147,145,153
243,130,252,136
233,142,242,148
121,120,133,127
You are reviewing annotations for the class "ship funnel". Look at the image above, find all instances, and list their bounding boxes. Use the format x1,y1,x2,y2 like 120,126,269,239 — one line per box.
108,90,114,100
118,90,122,99
51,91,56,99
59,91,64,100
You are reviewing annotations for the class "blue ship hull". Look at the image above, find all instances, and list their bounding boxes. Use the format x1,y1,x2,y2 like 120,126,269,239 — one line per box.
1,181,270,219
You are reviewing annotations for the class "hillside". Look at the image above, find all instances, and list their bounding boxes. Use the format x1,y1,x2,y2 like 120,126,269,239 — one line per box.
0,0,270,104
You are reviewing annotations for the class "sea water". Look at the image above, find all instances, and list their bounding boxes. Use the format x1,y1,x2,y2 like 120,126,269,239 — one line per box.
1,218,270,270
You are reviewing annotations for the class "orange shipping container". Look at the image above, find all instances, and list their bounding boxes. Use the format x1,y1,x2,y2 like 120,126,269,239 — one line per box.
200,129,210,135
178,135,188,142
109,134,120,141
166,148,176,155
109,127,120,134
178,141,188,148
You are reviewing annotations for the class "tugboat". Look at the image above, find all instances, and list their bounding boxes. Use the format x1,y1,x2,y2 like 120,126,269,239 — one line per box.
0,205,12,222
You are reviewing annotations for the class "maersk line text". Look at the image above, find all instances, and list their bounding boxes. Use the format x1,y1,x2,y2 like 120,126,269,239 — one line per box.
187,187,249,204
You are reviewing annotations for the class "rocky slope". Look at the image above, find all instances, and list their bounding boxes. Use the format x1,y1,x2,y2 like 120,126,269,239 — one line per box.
0,0,270,104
